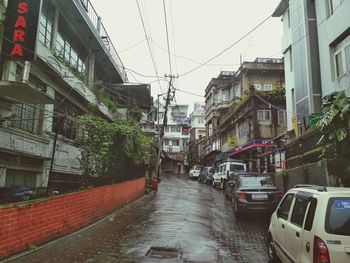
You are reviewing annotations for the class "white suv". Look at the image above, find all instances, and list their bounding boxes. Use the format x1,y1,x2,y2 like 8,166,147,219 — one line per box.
268,185,350,263
212,161,246,188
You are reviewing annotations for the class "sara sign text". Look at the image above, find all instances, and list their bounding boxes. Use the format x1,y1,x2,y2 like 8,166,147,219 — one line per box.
2,0,42,61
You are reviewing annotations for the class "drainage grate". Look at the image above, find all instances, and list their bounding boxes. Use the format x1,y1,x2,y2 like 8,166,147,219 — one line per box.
146,247,182,259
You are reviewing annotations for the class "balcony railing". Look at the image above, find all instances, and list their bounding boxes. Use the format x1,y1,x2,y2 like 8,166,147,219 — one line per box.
76,0,127,81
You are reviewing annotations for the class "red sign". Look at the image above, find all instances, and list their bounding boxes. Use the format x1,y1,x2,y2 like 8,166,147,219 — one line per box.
2,0,42,60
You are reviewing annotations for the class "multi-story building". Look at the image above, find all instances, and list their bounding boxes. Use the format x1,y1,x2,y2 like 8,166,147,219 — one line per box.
187,102,205,166
156,101,190,174
217,58,286,171
273,0,350,133
204,71,235,163
270,0,350,189
0,0,150,191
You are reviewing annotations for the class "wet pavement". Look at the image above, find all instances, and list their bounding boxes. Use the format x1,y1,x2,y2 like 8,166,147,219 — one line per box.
6,174,271,263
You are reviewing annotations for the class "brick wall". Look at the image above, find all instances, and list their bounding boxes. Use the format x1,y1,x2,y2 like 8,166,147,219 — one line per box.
0,177,145,258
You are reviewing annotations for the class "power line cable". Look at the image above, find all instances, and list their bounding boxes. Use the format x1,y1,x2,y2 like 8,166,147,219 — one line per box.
162,0,173,75
179,15,272,77
119,38,147,53
135,0,164,93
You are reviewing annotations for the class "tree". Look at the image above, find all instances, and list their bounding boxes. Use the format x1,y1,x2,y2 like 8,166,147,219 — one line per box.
310,91,350,153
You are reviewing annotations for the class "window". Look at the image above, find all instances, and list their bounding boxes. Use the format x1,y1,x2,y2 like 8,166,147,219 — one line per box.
278,194,295,220
326,198,350,236
38,0,54,48
257,110,271,122
278,110,287,125
304,198,317,231
253,84,261,91
238,121,249,137
54,16,88,80
171,126,180,133
12,104,37,133
172,140,180,146
333,35,350,78
263,84,273,91
158,113,164,120
291,198,309,227
164,139,170,146
335,52,344,77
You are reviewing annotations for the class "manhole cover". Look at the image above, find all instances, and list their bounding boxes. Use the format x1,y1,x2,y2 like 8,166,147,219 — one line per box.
146,247,182,259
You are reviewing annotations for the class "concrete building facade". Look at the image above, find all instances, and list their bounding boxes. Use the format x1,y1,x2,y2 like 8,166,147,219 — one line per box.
188,102,205,166
0,0,136,191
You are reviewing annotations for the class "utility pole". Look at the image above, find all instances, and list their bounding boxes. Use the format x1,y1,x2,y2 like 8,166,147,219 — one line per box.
155,74,178,179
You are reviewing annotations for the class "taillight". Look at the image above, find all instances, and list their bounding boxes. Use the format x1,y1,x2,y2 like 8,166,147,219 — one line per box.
274,191,283,199
313,236,330,263
236,191,245,199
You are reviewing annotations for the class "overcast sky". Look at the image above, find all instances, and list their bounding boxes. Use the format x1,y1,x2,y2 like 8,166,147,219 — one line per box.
92,0,283,111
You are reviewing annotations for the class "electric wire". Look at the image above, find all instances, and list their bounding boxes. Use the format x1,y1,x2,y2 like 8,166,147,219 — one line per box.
135,0,164,93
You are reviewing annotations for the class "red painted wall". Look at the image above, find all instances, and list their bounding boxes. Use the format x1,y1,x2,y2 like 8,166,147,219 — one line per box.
0,178,145,258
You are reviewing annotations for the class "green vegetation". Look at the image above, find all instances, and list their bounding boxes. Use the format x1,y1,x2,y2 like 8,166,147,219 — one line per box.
310,91,350,153
76,115,157,180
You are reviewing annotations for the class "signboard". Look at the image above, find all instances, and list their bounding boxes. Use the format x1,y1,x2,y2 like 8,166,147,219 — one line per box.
228,136,236,147
176,119,190,125
2,0,42,61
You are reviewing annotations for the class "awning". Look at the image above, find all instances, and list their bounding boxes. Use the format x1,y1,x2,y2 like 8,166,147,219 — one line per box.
228,139,271,157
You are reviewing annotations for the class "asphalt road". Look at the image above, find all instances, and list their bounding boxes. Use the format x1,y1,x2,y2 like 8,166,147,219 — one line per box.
7,174,271,263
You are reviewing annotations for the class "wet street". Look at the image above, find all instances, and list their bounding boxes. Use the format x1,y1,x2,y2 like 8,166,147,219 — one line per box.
7,174,271,263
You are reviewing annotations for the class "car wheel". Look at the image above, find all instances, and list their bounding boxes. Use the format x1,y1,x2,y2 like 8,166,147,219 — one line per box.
267,235,279,263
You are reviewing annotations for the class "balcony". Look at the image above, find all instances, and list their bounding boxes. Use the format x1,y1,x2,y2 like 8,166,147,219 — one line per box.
163,146,181,153
0,80,54,104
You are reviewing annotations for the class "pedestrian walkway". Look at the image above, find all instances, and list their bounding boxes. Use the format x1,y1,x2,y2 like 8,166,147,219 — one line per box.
5,174,270,263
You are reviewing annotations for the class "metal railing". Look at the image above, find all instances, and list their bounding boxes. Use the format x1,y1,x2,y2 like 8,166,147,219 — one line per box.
76,0,127,82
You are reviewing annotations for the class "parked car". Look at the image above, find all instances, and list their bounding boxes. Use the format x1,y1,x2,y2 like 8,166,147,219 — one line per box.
224,172,254,199
267,185,350,263
212,160,246,188
228,174,283,218
0,186,34,203
198,166,215,184
189,165,203,179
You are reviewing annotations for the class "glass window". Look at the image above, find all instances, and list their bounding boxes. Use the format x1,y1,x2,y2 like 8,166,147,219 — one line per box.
278,194,295,220
278,110,287,125
326,198,350,236
230,164,244,172
12,104,36,133
257,110,271,121
291,198,309,227
172,140,180,146
164,139,170,146
304,198,317,231
240,177,273,187
264,84,273,91
38,0,54,48
345,45,350,72
335,52,344,77
171,126,180,133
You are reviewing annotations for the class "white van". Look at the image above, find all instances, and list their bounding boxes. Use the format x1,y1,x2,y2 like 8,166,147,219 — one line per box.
212,161,246,188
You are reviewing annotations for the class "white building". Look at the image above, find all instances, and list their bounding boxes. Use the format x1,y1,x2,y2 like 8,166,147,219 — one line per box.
156,101,189,173
188,102,205,165
273,0,350,133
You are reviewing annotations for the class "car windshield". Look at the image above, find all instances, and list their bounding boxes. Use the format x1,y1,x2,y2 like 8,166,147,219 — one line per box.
240,177,273,187
326,198,350,236
229,164,244,172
